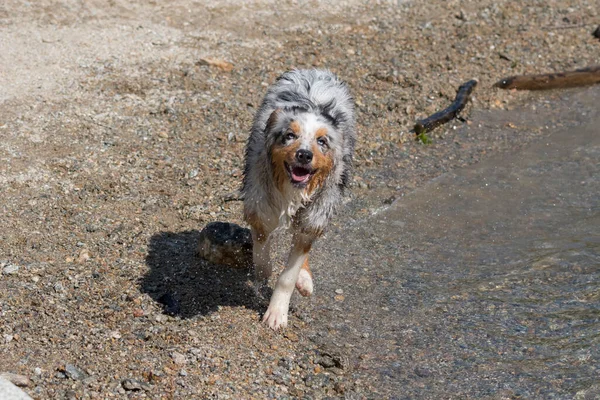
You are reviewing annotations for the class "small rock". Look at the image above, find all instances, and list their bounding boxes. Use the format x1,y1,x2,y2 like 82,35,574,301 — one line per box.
132,309,145,318
315,355,336,369
53,282,65,293
283,331,299,342
62,364,87,381
334,381,347,394
0,373,32,387
64,390,77,400
2,263,19,275
54,372,67,380
171,352,187,365
4,334,14,343
179,369,187,377
77,249,91,263
593,25,600,40
196,57,234,72
414,366,432,377
197,222,252,269
121,378,150,391
335,288,344,294
315,348,348,371
110,330,121,339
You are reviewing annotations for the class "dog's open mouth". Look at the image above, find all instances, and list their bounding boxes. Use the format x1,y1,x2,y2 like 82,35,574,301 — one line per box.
286,163,315,186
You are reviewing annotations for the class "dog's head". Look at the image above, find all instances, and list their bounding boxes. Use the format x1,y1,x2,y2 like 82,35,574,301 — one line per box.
265,108,340,195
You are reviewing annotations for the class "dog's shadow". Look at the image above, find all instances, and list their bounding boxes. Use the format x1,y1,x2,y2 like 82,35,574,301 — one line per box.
141,228,264,318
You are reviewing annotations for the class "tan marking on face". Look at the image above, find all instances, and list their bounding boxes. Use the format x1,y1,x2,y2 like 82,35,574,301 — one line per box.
304,139,333,196
315,127,328,139
244,211,267,242
270,139,300,192
289,120,301,135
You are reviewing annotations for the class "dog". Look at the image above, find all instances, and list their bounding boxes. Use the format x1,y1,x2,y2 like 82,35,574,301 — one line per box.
242,69,356,330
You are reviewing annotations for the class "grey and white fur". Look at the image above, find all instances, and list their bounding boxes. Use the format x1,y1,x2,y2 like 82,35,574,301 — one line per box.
242,69,356,330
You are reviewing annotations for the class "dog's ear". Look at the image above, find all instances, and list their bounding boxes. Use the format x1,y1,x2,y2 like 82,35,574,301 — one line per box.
265,108,281,134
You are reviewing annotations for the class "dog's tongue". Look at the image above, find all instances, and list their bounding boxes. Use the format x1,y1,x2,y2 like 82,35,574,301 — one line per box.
291,166,311,183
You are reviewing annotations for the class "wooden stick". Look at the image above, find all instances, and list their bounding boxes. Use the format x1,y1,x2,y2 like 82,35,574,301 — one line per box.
414,79,478,135
494,65,600,90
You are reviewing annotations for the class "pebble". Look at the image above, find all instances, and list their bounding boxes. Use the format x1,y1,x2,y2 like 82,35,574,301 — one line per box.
171,351,187,365
63,364,87,381
121,378,151,391
77,249,91,263
2,263,19,275
110,330,122,339
0,373,32,387
414,366,433,378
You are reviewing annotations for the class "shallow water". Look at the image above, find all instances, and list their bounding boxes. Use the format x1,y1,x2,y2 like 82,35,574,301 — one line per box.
311,87,600,398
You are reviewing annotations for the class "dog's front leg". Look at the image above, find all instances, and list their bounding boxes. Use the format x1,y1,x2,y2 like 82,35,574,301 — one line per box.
263,232,314,330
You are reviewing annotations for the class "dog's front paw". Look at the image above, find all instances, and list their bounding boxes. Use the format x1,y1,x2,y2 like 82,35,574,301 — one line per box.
262,304,288,330
295,269,313,297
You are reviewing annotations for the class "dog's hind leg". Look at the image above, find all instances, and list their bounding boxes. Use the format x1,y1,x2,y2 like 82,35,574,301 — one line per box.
263,232,315,330
295,257,313,297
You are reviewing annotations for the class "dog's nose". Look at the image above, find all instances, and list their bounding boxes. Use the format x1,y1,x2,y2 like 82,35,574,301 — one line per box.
295,149,313,164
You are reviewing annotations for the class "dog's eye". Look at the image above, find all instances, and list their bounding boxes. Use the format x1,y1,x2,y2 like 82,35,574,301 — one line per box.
284,131,297,141
316,137,329,148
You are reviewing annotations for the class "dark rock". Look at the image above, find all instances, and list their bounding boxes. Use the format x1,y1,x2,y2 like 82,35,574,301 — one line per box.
121,378,151,391
414,366,432,378
196,222,252,269
315,348,348,371
315,355,337,368
62,364,87,381
593,25,600,39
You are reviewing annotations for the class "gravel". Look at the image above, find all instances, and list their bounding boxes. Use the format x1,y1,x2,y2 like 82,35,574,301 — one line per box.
1,0,598,398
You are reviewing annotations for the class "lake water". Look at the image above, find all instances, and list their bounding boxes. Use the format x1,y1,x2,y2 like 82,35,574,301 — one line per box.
309,86,600,398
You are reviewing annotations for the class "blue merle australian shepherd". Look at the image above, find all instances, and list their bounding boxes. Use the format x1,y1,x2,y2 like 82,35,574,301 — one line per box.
242,69,356,330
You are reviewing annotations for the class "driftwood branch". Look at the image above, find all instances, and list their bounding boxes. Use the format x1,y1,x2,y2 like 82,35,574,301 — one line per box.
494,65,600,90
414,79,478,135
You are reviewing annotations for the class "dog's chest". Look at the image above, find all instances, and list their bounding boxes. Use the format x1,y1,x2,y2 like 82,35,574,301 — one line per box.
262,187,310,231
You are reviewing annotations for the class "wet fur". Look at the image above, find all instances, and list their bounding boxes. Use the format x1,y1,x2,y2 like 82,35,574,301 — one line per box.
242,69,356,329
